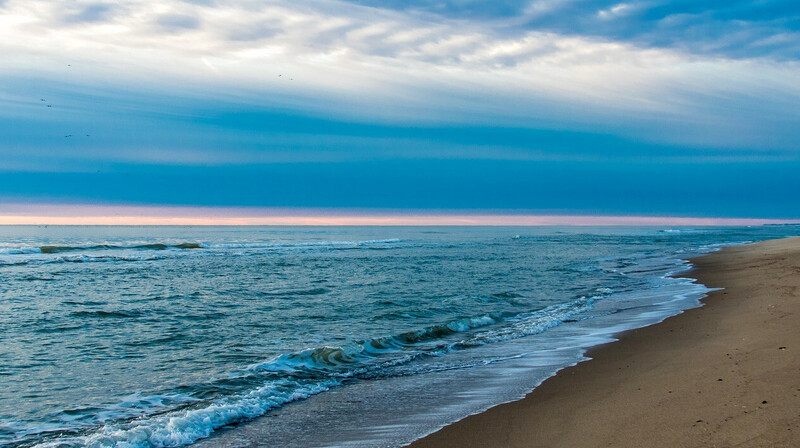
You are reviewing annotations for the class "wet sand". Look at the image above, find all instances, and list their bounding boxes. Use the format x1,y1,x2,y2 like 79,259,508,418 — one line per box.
409,237,800,448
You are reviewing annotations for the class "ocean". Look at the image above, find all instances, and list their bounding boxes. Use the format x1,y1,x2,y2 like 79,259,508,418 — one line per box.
1,225,798,448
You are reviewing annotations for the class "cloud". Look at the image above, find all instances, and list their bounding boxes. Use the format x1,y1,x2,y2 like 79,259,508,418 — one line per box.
154,13,201,31
61,2,119,23
340,0,800,60
345,0,546,20
597,3,634,20
0,0,799,154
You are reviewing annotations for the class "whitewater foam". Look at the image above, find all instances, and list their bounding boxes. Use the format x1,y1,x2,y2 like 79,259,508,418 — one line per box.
25,296,607,448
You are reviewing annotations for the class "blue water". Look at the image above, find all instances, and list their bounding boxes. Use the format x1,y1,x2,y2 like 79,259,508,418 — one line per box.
1,225,798,448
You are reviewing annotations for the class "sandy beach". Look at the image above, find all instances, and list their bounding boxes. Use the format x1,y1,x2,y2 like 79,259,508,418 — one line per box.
410,236,800,448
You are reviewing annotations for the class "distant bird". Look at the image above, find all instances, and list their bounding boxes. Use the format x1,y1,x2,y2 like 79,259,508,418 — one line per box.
278,74,282,77
40,99,45,101
64,134,72,138
47,105,52,108
85,134,90,137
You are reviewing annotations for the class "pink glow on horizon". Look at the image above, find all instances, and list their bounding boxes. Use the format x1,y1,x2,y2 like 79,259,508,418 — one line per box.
0,205,796,226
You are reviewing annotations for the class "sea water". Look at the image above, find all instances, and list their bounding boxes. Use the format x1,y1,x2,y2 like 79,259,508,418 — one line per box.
1,225,798,447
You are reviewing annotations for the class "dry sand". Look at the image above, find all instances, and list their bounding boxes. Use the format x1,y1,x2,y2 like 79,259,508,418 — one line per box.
409,236,800,448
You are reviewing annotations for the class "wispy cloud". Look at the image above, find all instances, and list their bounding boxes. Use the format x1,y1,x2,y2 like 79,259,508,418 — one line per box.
61,2,119,23
346,0,800,60
1,0,799,151
153,12,201,32
597,3,635,20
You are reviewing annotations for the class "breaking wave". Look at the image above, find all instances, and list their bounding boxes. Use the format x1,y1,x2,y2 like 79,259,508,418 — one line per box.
27,295,598,448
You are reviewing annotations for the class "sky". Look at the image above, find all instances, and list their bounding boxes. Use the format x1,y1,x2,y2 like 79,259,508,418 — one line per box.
1,0,800,222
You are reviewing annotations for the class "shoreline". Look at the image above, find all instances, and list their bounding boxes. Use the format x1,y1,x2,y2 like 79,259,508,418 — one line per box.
409,236,800,447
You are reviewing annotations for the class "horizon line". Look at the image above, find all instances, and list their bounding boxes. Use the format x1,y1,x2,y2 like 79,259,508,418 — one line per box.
1,217,796,226
1,204,798,226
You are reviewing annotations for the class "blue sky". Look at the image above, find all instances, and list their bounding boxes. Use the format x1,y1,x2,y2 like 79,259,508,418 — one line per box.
1,0,799,218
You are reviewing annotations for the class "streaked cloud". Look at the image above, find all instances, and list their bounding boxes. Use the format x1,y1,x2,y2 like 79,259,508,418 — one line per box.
348,0,800,59
61,2,119,23
1,0,798,151
597,3,635,20
154,13,201,31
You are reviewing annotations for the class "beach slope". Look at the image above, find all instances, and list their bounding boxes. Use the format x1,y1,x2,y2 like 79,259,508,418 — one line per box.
410,237,800,448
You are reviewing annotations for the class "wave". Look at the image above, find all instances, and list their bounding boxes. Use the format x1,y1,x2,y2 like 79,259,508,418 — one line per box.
0,244,200,268
38,243,201,254
0,260,31,267
0,247,42,255
33,380,338,448
0,244,200,259
47,254,172,265
0,254,171,267
206,239,402,250
1,239,400,260
70,310,143,319
261,287,329,297
30,295,598,448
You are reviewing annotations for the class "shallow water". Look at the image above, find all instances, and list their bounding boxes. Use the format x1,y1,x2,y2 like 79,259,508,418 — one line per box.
1,225,798,447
